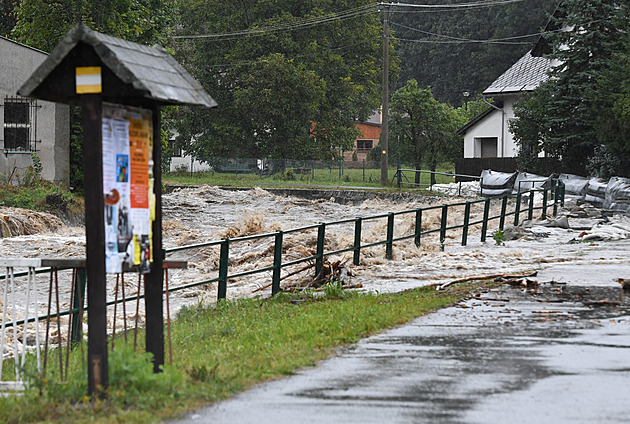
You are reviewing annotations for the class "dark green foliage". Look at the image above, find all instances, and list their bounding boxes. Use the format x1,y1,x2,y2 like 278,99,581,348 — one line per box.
511,0,629,177
12,0,176,191
171,0,389,162
392,0,555,105
389,80,465,179
0,0,16,37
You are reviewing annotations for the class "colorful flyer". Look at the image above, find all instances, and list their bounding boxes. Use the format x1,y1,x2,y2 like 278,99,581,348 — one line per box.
102,103,153,274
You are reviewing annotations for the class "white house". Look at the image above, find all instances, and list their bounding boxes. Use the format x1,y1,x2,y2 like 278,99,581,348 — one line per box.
458,50,551,159
0,36,70,185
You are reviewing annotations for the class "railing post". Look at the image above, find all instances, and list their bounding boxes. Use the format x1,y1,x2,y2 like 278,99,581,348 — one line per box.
552,179,559,217
397,159,402,188
541,188,548,220
499,196,508,230
315,223,326,278
272,231,283,296
462,202,471,246
480,198,490,242
386,213,394,260
440,205,448,251
71,267,87,344
218,239,229,301
353,218,362,266
414,208,422,248
528,189,535,221
514,192,522,226
362,159,365,182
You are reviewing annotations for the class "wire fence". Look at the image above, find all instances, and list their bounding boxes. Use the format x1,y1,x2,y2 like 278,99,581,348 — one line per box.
0,182,564,390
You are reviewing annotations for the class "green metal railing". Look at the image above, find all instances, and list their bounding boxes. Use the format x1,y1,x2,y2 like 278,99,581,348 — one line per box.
163,180,565,299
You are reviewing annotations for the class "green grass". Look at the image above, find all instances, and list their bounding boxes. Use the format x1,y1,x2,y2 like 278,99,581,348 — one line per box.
163,164,456,190
0,181,84,223
0,281,494,423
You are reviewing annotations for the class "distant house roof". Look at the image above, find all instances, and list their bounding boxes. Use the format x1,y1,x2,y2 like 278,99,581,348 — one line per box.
483,50,551,95
19,23,217,108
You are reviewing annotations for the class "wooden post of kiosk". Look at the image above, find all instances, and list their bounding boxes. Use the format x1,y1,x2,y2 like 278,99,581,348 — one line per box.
18,23,217,397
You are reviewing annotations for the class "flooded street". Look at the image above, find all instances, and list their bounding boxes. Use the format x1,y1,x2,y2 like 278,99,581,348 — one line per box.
172,281,630,424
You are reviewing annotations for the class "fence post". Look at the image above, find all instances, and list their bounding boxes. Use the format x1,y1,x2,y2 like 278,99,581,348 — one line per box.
440,205,448,251
514,193,522,226
71,267,87,344
272,231,283,296
541,188,548,220
218,239,229,301
552,179,558,217
315,223,326,278
414,208,422,247
397,160,402,188
353,218,362,266
499,196,508,230
528,189,535,220
462,202,471,246
480,198,490,242
386,213,394,260
362,159,365,182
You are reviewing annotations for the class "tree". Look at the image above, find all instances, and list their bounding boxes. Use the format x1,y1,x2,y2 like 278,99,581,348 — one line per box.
0,0,16,37
511,0,626,176
171,0,391,163
389,80,464,184
12,0,175,190
393,0,555,105
591,2,630,176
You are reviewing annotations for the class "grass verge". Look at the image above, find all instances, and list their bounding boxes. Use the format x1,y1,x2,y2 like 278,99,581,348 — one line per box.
0,282,492,423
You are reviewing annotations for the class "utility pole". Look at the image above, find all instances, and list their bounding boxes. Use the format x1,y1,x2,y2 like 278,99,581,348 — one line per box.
380,2,390,187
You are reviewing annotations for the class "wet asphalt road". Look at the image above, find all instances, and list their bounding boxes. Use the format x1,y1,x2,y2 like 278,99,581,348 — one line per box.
170,266,630,423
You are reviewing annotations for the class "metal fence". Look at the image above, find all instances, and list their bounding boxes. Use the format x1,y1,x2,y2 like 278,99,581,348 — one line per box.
0,183,564,390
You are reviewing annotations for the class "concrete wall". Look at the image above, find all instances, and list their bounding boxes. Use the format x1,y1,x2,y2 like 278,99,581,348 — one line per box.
0,37,70,185
463,94,519,159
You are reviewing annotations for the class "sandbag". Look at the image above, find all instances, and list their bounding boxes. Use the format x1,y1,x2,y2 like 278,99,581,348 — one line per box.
480,170,517,197
558,173,589,198
512,172,549,194
604,177,630,212
585,178,607,207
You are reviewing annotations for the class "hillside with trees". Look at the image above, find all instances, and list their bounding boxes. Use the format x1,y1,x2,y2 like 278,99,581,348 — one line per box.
511,0,630,178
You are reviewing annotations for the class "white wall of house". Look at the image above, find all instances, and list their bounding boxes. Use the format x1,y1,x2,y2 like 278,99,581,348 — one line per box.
170,156,211,173
0,37,70,185
463,94,519,159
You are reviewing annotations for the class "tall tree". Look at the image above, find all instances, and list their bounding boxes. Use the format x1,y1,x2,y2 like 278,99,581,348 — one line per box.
511,0,626,176
392,0,555,105
171,0,392,162
0,0,16,37
591,1,630,176
12,0,175,190
389,80,464,184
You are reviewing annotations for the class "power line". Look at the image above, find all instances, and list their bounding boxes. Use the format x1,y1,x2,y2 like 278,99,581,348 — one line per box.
173,5,378,40
385,0,528,9
173,0,532,40
390,21,543,44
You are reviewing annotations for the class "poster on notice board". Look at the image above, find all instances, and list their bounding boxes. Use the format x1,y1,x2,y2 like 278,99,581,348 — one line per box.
102,103,154,274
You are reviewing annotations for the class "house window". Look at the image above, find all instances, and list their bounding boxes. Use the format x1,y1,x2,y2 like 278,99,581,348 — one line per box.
357,139,373,151
168,140,182,157
3,96,38,153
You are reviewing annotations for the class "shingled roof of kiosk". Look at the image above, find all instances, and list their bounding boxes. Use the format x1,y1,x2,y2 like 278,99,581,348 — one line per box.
18,23,217,108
